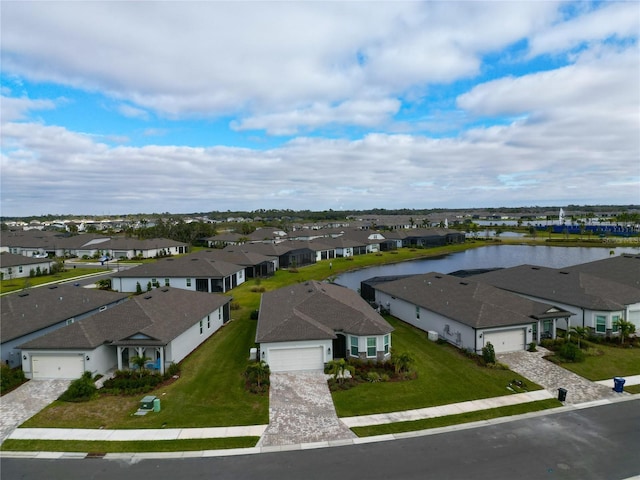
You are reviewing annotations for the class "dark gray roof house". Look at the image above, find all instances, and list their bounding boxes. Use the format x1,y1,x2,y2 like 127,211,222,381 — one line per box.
372,272,571,353
19,287,231,379
1,285,128,367
560,254,640,290
256,281,394,371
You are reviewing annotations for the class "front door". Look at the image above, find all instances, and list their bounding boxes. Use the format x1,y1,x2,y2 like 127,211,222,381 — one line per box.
332,333,347,359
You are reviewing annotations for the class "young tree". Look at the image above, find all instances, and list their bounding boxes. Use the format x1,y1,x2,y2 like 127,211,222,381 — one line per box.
131,355,150,378
391,350,414,375
327,359,354,384
569,326,589,348
616,319,637,345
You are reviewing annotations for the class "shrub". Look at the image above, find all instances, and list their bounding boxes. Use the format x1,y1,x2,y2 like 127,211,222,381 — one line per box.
230,301,241,310
59,371,97,402
482,342,496,365
0,365,26,395
244,361,270,394
366,371,381,383
165,362,180,378
101,370,163,395
558,341,585,362
527,342,537,352
250,309,259,320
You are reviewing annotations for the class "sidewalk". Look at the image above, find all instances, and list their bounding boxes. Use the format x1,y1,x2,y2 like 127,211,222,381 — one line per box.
595,374,640,388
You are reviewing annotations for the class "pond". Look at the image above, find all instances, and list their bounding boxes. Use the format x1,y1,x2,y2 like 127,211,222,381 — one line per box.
334,245,640,291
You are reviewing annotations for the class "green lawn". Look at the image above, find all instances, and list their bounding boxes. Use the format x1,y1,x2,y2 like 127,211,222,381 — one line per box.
0,268,105,294
0,437,258,453
22,316,269,429
351,399,562,437
556,343,640,381
332,317,541,417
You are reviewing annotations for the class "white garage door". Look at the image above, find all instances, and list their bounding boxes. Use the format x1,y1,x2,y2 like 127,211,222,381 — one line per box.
268,347,324,372
32,354,85,379
484,329,525,354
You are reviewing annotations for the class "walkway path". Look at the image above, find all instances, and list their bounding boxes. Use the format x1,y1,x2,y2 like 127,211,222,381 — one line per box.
497,347,620,405
257,372,356,447
0,379,71,443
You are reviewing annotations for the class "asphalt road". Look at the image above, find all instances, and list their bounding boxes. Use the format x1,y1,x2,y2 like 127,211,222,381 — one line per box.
2,398,639,480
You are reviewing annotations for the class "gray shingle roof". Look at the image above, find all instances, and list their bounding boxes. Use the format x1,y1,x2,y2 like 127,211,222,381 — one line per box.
1,285,128,343
19,288,230,349
561,254,640,290
375,272,571,329
256,281,393,343
0,252,54,268
473,264,640,311
111,255,243,278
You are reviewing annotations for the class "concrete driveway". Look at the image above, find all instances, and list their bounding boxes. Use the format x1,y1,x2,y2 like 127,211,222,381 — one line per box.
258,371,355,447
0,379,71,443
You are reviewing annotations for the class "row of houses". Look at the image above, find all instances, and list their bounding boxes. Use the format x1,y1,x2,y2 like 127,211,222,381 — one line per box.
0,230,188,259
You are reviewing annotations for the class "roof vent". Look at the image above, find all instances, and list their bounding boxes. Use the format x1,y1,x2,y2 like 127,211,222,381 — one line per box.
191,258,198,261
48,285,58,289
459,282,468,285
435,275,442,279
161,288,169,292
531,267,540,270
559,271,569,275
18,292,29,297
144,295,153,299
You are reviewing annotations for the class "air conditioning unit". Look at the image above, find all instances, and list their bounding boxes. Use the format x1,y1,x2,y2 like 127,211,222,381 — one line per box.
428,331,439,342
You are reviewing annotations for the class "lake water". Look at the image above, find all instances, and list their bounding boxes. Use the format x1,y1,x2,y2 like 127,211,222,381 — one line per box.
334,245,640,291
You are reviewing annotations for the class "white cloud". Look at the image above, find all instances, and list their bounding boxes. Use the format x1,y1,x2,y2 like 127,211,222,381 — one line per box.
528,2,640,57
0,95,56,121
117,104,149,120
0,1,558,130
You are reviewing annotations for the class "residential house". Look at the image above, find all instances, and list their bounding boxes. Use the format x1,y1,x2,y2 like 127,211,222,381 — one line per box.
1,285,128,368
369,272,571,353
256,281,393,372
110,254,245,293
192,249,276,278
0,253,54,280
472,264,640,337
19,288,231,379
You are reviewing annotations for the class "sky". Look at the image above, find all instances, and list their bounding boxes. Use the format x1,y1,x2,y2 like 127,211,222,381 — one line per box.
1,1,639,217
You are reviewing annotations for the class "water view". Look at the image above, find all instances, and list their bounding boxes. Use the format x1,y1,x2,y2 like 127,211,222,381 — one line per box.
334,245,640,291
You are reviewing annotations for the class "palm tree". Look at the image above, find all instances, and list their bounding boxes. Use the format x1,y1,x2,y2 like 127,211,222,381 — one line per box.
616,319,637,345
569,326,589,348
327,359,354,384
131,354,150,377
246,361,270,388
391,350,414,375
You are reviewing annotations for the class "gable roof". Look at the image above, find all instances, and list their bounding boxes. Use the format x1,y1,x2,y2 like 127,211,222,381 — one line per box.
374,272,571,329
192,249,274,267
256,281,393,343
111,254,243,278
560,254,640,290
472,264,640,311
0,252,54,268
19,287,230,349
1,285,128,343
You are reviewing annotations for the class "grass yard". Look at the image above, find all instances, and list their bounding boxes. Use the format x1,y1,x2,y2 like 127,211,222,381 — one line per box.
351,399,562,437
0,437,259,453
332,317,542,417
22,316,268,429
0,268,105,294
556,343,640,381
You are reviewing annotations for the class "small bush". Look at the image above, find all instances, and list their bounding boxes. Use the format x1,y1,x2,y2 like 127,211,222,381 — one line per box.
482,342,496,365
230,301,241,310
366,371,381,383
59,371,97,402
527,342,537,352
558,341,585,362
165,362,180,378
250,309,260,320
101,370,164,395
0,365,26,395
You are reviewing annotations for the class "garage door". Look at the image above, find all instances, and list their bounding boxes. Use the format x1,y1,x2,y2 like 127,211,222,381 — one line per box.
484,329,525,354
268,347,324,372
32,354,85,379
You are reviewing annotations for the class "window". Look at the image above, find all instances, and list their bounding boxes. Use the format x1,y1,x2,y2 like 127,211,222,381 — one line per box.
66,318,75,325
350,336,359,356
384,334,390,354
199,320,203,335
416,306,420,319
18,266,23,273
219,309,222,320
596,315,606,333
164,278,170,287
367,337,376,357
186,278,191,287
612,315,620,333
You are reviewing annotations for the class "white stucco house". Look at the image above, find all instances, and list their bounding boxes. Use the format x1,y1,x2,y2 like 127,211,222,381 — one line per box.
110,254,246,293
1,285,128,369
19,287,231,379
370,272,572,354
473,260,640,338
0,252,54,280
256,281,393,372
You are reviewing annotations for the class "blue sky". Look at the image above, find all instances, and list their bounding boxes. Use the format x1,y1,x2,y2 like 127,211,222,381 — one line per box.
1,1,638,217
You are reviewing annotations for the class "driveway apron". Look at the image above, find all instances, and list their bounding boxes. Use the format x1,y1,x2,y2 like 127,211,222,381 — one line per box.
497,347,620,405
0,379,71,443
259,371,355,447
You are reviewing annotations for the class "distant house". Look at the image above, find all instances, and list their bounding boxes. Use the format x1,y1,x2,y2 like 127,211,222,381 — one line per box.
256,281,393,372
110,254,245,293
20,288,231,379
472,262,640,337
1,285,128,368
369,272,571,354
193,249,276,278
229,242,317,269
0,253,54,280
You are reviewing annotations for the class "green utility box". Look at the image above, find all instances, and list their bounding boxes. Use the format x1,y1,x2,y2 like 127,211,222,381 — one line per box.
140,395,156,410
